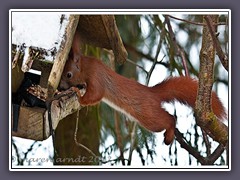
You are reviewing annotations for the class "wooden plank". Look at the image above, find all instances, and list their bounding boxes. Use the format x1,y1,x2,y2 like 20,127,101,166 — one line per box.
11,106,45,141
21,46,56,73
12,44,55,73
101,15,127,64
31,60,53,88
12,43,54,90
11,44,25,93
31,59,53,72
47,15,80,97
12,92,81,140
77,15,127,64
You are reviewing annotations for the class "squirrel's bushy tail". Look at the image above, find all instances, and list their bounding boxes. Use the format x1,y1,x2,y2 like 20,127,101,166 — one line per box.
152,76,227,120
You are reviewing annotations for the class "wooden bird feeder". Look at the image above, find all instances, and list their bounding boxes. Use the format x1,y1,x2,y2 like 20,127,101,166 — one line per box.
11,14,127,141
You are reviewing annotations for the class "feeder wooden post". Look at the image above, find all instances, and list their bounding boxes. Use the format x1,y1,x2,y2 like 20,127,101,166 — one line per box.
47,15,80,97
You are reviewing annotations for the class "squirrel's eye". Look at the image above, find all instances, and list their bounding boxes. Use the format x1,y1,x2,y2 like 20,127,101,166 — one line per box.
67,72,73,79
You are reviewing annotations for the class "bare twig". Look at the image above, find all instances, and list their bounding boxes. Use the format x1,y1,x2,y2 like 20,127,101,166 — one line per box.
74,110,99,159
23,141,39,165
124,43,169,68
74,109,125,165
201,129,211,156
127,122,137,165
168,15,206,26
207,144,225,164
165,15,189,76
12,139,21,165
175,129,206,164
104,48,149,75
204,15,228,71
168,15,226,26
126,58,148,75
114,111,125,165
175,128,226,165
146,34,163,85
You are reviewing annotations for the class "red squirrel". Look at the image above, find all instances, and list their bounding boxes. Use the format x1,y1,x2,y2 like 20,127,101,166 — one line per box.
59,35,227,145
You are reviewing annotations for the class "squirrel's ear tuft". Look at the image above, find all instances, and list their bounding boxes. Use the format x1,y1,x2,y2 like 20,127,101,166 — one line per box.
73,54,81,63
67,49,80,63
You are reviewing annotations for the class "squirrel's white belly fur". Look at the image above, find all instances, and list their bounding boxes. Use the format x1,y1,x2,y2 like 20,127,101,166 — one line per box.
102,98,139,123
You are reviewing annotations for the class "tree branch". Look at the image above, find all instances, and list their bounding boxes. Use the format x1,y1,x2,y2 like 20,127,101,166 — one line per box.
74,110,100,161
126,58,148,75
201,129,211,156
164,15,189,76
168,15,227,26
124,43,169,68
175,128,226,165
146,34,164,85
195,15,228,147
204,15,228,71
12,138,21,165
207,144,225,164
175,129,206,164
114,111,125,165
127,122,137,165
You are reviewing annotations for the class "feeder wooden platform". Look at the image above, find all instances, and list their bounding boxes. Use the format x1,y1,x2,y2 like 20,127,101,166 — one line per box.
11,15,80,140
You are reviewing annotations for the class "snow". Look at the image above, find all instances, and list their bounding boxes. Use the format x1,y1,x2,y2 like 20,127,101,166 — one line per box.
12,12,69,50
12,12,70,62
